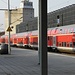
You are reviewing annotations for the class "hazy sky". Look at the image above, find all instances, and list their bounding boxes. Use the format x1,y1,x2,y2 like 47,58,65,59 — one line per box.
0,0,75,31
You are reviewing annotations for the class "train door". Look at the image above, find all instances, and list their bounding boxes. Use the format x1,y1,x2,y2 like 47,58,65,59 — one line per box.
53,36,56,47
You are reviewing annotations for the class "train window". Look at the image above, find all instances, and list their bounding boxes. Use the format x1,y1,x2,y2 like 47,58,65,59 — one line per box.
48,36,52,40
73,42,75,47
64,42,66,47
62,42,63,46
70,42,72,47
62,42,66,47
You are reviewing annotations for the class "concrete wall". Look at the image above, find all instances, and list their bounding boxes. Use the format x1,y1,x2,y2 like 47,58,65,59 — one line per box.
5,7,34,34
5,8,23,35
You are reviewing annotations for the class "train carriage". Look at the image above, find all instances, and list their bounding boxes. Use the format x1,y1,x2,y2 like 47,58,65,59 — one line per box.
47,24,75,53
47,28,58,52
0,24,75,53
57,33,75,53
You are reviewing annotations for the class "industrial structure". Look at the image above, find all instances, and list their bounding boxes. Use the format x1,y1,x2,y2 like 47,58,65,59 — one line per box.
5,0,34,34
5,0,75,34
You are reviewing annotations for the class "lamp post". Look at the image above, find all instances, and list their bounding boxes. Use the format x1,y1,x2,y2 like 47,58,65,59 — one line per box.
8,0,11,54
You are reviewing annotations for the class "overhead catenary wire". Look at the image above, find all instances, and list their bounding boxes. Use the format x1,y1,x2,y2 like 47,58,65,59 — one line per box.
1,0,75,16
1,0,7,4
0,0,22,25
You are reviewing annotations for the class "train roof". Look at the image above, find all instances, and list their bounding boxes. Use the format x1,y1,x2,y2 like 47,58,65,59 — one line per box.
1,24,75,38
0,35,7,38
16,32,28,37
48,24,75,34
30,30,38,36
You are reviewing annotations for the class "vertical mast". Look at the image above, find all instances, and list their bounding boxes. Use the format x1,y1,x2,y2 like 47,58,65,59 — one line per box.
8,0,11,54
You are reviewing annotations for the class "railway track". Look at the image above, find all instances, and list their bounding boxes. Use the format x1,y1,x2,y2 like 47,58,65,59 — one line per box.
1,44,75,56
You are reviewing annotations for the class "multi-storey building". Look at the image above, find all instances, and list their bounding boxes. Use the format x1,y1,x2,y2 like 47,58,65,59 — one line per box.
48,4,75,28
5,0,34,34
16,4,75,33
5,1,75,34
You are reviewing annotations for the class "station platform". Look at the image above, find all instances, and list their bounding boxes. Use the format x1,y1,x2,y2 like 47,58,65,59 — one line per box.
0,47,75,75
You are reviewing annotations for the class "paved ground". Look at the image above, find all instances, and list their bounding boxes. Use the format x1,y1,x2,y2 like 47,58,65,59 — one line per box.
0,47,75,75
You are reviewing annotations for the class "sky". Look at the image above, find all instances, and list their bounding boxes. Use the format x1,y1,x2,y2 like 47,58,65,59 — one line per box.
0,0,75,31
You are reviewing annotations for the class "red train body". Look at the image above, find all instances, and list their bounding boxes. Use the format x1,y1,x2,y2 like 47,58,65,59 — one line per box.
0,24,75,53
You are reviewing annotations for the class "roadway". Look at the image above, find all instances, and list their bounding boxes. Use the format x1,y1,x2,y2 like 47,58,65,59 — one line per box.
0,47,75,75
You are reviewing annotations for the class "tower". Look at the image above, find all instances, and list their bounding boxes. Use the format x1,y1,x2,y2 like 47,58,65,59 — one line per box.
20,0,34,22
5,0,34,34
20,0,33,8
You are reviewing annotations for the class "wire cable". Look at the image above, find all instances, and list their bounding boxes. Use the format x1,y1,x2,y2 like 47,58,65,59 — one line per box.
0,0,22,25
1,0,7,4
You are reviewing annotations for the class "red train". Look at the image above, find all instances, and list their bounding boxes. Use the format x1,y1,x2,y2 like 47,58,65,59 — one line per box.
0,24,75,53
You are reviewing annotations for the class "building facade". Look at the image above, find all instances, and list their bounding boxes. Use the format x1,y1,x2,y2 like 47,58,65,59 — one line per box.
5,0,34,34
16,4,75,33
5,1,75,34
16,17,37,33
48,4,75,28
